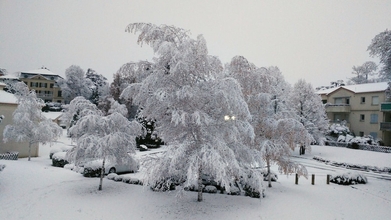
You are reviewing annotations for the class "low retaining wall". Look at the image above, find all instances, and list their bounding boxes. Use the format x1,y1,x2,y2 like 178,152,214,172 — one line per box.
325,141,391,153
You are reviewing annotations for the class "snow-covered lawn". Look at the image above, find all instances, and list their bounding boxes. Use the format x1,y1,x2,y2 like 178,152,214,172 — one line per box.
1,132,390,220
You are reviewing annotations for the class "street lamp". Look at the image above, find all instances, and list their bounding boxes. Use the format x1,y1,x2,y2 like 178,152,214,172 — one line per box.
224,115,236,121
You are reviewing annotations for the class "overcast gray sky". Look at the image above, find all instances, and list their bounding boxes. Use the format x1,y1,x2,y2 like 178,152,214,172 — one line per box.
1,0,390,88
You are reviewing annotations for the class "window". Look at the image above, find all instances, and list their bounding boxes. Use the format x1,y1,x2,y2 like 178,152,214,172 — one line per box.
58,91,62,97
369,132,378,140
346,98,350,105
361,97,365,104
370,114,378,124
359,131,364,137
50,83,54,88
372,96,379,105
360,114,365,121
335,98,343,105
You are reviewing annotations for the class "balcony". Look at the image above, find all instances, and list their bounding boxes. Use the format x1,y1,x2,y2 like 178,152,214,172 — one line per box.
381,103,391,112
325,104,351,113
37,94,53,99
380,122,391,131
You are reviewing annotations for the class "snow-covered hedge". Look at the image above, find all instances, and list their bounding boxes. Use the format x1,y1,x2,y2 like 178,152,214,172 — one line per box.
52,152,69,167
49,145,74,159
330,171,368,185
313,156,391,174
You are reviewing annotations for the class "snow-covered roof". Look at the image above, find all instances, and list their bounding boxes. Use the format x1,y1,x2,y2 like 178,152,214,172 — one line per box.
0,74,20,80
316,82,389,95
42,111,63,120
21,68,55,75
0,90,18,104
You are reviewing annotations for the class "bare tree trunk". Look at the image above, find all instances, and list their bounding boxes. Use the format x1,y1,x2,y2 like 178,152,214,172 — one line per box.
98,157,106,191
197,163,203,202
267,157,272,188
28,142,31,161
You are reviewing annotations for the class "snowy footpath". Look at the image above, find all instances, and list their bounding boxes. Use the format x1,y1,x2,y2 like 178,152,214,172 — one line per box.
1,134,391,219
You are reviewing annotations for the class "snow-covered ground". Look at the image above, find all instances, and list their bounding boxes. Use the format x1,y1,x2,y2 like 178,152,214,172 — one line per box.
1,130,390,220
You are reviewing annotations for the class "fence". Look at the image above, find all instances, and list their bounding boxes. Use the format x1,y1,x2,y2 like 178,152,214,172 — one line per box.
0,151,19,160
325,141,391,153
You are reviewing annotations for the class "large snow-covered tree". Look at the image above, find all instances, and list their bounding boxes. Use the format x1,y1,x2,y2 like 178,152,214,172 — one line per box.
67,112,142,190
3,83,62,161
226,56,312,188
368,29,391,81
57,65,93,103
290,79,329,146
122,23,259,201
110,61,153,119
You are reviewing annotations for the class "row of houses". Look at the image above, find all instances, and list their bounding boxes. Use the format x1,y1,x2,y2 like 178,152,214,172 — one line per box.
317,82,390,146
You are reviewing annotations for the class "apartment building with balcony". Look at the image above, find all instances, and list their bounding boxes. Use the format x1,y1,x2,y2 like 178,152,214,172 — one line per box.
317,82,390,145
19,68,64,103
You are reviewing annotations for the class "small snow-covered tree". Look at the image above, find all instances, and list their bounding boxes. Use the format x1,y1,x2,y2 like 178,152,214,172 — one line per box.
290,79,329,146
67,112,142,190
226,56,312,188
57,65,93,103
122,23,258,201
3,83,62,161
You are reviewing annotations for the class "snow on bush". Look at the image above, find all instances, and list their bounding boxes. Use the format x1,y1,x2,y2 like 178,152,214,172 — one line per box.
52,152,69,167
107,173,117,180
204,185,218,193
228,186,240,195
0,164,5,172
328,122,350,136
337,134,378,146
64,164,74,170
114,175,123,182
330,171,368,185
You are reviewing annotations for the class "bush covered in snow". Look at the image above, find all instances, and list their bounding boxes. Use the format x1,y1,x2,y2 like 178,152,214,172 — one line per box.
328,122,350,137
0,164,5,172
52,152,69,167
330,171,368,185
337,134,378,147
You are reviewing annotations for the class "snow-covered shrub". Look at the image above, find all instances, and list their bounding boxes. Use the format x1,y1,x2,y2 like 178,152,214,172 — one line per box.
83,167,102,178
50,145,74,159
228,186,240,195
330,172,368,185
114,175,123,182
328,122,350,137
151,178,179,191
52,152,69,167
64,164,74,170
139,145,148,152
204,185,217,193
262,171,278,182
107,173,118,180
0,164,5,172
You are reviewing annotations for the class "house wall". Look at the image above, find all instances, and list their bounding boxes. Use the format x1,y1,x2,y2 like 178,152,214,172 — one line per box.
324,89,384,141
0,103,39,158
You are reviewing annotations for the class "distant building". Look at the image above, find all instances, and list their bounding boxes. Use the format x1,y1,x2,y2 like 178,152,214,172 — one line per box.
19,68,64,103
0,82,39,158
317,82,390,145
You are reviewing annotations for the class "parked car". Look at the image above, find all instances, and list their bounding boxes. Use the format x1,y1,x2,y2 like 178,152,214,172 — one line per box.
83,154,139,177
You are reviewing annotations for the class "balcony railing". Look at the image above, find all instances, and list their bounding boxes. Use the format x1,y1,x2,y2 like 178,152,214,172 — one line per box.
380,122,391,131
37,94,53,98
325,104,351,113
381,103,391,112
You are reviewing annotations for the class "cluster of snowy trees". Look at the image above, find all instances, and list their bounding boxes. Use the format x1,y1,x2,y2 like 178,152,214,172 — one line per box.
118,23,329,200
2,23,330,199
57,66,110,105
